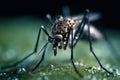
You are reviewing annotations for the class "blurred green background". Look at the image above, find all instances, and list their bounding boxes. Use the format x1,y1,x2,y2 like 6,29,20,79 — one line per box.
0,0,120,79
0,16,120,80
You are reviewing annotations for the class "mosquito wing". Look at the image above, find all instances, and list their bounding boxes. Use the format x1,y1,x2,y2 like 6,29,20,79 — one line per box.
81,24,103,40
72,12,101,22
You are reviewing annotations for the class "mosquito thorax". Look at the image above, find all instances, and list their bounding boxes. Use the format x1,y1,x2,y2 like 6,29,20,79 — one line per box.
52,16,77,36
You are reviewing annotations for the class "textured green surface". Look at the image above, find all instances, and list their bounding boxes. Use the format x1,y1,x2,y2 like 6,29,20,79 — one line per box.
0,16,120,80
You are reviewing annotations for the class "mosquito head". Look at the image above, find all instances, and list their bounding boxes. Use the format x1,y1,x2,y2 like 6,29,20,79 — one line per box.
54,34,63,42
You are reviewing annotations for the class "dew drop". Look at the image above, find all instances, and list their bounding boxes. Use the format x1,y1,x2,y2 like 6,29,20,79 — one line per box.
2,72,6,76
44,76,49,80
17,67,26,73
104,72,110,77
50,64,54,69
103,78,107,80
88,66,97,74
97,66,101,71
74,62,79,66
75,36,79,39
7,77,19,80
0,72,6,76
116,71,120,76
79,62,84,67
113,68,120,76
40,72,46,76
36,77,42,80
54,68,59,71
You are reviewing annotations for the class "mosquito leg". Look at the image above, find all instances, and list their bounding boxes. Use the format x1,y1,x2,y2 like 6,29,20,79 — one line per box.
1,26,50,70
86,10,113,74
1,26,41,70
68,10,89,77
64,28,71,49
70,28,83,77
73,10,89,46
32,42,49,71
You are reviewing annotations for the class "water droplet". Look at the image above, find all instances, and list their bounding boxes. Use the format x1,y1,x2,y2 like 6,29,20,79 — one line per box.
97,66,101,71
103,78,107,80
75,62,79,66
50,64,54,69
17,67,26,73
3,72,6,75
44,76,49,80
116,72,120,76
7,77,19,80
75,36,79,39
0,72,6,76
40,72,46,76
36,77,42,80
104,72,110,77
113,68,120,76
87,66,97,74
54,68,59,71
14,78,19,80
79,62,84,66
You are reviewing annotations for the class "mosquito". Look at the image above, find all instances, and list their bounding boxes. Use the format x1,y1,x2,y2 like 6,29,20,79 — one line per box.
0,8,114,77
